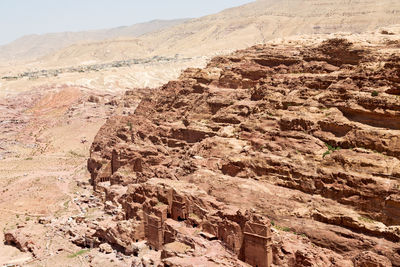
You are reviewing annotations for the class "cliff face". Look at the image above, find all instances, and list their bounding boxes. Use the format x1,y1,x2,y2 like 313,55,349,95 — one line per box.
87,34,400,266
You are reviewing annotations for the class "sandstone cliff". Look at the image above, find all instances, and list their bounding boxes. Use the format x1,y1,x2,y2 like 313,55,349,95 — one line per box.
86,33,400,266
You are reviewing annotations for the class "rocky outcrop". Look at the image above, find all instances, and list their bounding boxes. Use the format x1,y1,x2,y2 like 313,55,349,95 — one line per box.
353,251,393,267
67,179,272,266
4,229,42,258
87,37,400,266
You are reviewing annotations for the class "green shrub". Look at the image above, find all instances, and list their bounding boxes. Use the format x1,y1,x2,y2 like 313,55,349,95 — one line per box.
323,143,341,158
67,249,89,258
358,216,375,223
127,122,133,131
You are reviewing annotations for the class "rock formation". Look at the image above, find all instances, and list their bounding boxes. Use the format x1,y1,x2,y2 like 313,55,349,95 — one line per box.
84,36,400,266
4,229,42,258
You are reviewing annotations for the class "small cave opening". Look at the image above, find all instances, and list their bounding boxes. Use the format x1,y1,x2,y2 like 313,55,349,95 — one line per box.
5,240,17,247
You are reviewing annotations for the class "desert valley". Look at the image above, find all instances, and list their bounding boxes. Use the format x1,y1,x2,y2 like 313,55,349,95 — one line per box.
0,0,400,266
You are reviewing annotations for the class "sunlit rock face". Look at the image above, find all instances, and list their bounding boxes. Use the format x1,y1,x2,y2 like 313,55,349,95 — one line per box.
87,36,400,266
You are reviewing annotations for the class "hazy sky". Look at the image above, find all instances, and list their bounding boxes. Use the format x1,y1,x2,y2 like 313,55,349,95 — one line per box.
0,0,255,45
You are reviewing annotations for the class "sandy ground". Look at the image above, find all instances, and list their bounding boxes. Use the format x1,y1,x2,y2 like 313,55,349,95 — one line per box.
0,114,103,266
0,59,202,266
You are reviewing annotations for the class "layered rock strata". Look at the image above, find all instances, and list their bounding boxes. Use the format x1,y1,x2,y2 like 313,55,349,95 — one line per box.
87,38,400,266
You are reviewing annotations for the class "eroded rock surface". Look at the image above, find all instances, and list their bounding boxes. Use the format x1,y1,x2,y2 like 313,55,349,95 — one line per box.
4,229,42,258
83,38,400,266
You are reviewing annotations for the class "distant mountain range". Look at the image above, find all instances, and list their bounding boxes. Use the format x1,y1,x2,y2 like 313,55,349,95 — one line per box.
0,19,188,62
2,0,400,66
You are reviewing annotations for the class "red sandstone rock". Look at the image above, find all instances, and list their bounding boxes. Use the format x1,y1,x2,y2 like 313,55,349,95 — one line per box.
86,38,400,266
4,229,42,258
353,251,392,267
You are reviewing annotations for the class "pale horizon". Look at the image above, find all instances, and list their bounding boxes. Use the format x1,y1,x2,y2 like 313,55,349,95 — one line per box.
0,0,255,45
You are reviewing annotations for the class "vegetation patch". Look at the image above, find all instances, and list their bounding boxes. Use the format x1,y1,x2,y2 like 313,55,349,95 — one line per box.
271,221,292,232
323,143,341,158
127,122,133,131
371,91,379,97
189,213,200,220
68,150,85,158
67,249,89,258
358,216,376,224
155,202,167,207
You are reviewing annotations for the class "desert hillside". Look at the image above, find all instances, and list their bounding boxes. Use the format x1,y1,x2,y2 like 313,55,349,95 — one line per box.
0,19,188,62
39,0,400,66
